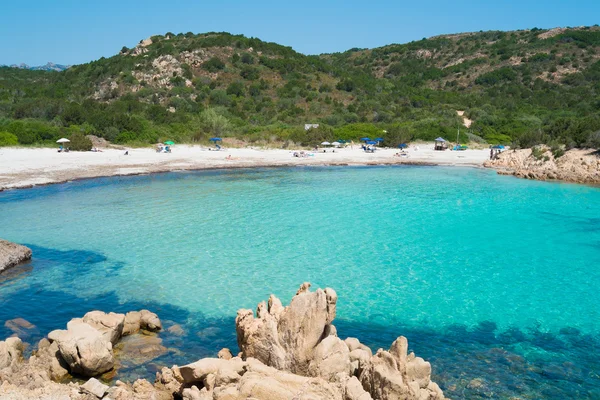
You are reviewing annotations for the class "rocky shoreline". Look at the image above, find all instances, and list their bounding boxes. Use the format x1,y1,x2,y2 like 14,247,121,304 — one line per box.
0,240,32,274
0,283,446,399
485,147,600,185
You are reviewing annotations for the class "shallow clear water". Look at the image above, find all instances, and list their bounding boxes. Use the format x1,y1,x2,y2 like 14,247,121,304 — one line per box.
1,166,599,398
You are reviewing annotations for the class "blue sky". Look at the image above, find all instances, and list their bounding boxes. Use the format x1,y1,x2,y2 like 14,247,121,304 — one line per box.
1,0,598,66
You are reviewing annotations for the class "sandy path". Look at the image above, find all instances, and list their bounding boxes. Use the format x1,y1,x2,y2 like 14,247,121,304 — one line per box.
0,145,490,191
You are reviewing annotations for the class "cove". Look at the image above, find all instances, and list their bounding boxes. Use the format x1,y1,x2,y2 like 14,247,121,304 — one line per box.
1,166,599,398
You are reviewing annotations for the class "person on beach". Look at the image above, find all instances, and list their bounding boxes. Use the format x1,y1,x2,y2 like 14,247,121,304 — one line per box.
490,148,494,160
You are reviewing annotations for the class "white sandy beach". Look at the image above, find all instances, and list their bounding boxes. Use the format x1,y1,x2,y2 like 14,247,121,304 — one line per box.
0,144,490,190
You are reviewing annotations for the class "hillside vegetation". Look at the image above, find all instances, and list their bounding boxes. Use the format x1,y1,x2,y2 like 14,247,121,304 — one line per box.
1,27,599,149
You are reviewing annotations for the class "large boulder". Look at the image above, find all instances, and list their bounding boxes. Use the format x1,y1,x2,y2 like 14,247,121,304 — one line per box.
82,311,125,345
48,320,114,377
0,239,32,274
236,282,338,375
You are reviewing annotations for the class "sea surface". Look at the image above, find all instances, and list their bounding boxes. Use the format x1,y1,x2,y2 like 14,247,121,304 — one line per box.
1,166,599,398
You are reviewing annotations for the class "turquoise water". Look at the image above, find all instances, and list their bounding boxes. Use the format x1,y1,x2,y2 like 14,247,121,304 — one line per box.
1,166,599,398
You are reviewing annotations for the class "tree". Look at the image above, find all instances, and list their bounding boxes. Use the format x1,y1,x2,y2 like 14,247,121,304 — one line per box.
199,108,231,138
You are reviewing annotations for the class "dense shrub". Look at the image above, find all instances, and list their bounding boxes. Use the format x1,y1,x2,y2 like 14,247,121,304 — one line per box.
202,57,225,72
68,132,93,151
0,131,18,146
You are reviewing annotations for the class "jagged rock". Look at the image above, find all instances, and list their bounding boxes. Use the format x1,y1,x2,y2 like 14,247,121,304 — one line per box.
141,310,162,331
80,377,108,398
0,239,32,273
122,310,162,335
0,379,82,399
0,337,23,369
107,378,172,400
218,348,233,360
123,310,162,336
359,337,444,400
307,336,352,380
123,311,142,335
49,320,114,377
345,337,373,356
182,385,205,400
236,282,338,375
344,375,373,400
82,311,125,345
235,283,444,399
37,338,71,381
486,147,600,184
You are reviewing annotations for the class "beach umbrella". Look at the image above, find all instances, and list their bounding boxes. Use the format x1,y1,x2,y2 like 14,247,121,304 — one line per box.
337,139,346,144
360,137,371,142
209,137,222,142
366,140,378,145
374,137,384,142
492,145,505,149
56,138,70,143
435,137,446,142
164,141,175,145
398,143,408,149
331,141,341,147
321,141,331,146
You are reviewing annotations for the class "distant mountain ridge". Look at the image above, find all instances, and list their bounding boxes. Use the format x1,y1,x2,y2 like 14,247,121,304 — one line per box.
4,62,70,71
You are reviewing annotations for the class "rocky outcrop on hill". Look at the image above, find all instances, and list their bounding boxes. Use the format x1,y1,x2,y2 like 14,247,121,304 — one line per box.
0,239,32,274
0,284,445,399
485,147,600,184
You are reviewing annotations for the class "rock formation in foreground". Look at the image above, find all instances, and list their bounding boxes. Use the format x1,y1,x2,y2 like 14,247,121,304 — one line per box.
0,239,32,274
485,147,600,184
0,283,445,399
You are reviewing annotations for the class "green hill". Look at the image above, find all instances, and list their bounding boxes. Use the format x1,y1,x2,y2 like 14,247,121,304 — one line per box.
1,27,599,149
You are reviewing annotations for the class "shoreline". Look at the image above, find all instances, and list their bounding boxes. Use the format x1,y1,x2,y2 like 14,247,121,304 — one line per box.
0,145,489,192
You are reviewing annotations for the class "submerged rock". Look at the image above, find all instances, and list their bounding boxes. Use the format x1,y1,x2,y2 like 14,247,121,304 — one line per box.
0,239,32,274
114,332,167,366
4,318,37,338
